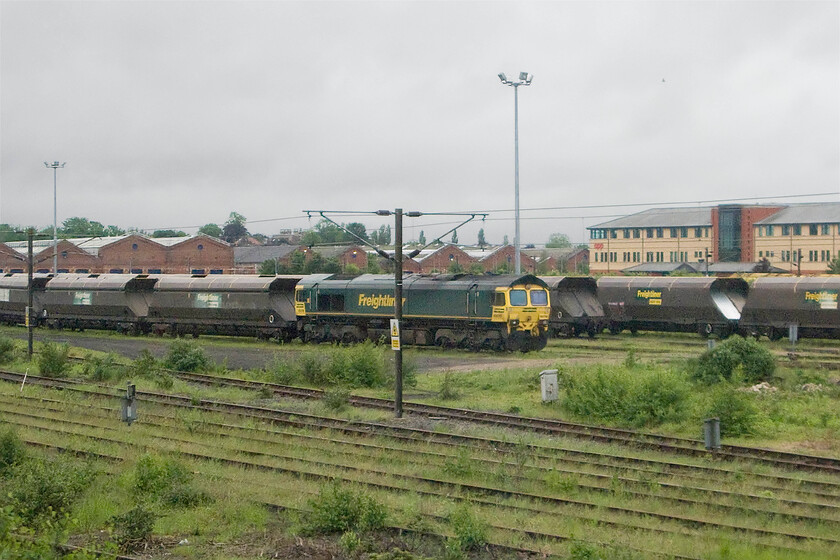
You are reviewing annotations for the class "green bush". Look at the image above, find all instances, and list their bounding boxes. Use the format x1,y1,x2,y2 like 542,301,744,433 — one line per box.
132,349,173,389
438,372,461,401
303,482,386,535
704,384,760,437
299,351,330,385
37,342,70,377
0,429,26,478
268,355,303,385
82,352,121,381
132,454,209,507
447,503,487,551
323,387,351,410
110,506,156,551
694,336,775,384
561,366,690,427
0,337,17,364
163,340,211,372
6,458,93,523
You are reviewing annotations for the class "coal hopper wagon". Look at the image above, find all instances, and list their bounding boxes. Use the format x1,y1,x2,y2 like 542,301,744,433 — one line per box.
597,276,749,338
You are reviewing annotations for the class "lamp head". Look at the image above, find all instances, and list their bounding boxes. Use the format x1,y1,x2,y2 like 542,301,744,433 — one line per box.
498,73,507,83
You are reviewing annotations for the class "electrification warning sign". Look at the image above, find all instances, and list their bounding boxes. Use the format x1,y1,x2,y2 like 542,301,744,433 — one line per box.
390,319,401,351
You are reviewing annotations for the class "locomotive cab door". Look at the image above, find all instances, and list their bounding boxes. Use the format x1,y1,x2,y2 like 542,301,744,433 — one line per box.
467,283,479,322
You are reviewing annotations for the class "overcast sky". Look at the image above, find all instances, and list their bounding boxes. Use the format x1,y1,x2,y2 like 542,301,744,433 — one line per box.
1,1,838,246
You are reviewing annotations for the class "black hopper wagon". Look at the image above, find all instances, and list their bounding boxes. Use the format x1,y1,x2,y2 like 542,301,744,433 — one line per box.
739,276,840,340
146,274,302,340
38,273,158,333
597,276,749,338
538,276,605,338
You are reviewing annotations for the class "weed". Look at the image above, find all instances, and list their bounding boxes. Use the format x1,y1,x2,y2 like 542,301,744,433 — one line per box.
442,448,474,477
37,342,70,377
438,372,461,401
623,348,638,368
545,471,579,494
694,335,775,384
561,365,689,426
6,457,93,523
704,384,760,437
0,336,17,364
323,387,350,410
302,482,386,535
82,352,121,381
110,506,156,551
447,503,487,551
132,454,210,508
257,386,273,399
0,429,26,478
163,339,211,372
340,530,362,555
269,355,302,385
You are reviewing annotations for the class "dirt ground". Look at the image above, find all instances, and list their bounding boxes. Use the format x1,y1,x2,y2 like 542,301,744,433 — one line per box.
6,328,555,374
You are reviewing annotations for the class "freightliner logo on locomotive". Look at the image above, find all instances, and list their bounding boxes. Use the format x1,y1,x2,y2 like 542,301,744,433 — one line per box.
357,294,405,310
635,289,662,306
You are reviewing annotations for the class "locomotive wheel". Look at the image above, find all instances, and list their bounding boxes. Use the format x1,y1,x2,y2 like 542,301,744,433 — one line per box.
609,324,621,335
768,327,783,341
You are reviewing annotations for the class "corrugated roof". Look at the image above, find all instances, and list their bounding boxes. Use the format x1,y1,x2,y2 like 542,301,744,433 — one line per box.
590,207,712,229
754,202,840,225
234,245,300,264
5,235,130,255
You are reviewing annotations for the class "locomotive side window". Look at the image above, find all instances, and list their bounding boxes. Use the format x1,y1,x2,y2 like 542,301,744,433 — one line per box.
295,289,306,302
493,292,506,306
530,289,548,306
509,289,527,306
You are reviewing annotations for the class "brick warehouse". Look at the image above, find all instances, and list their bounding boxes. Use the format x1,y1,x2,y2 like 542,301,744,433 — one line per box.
1,233,233,274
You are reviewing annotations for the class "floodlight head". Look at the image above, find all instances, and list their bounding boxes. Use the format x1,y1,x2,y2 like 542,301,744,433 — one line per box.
519,72,528,81
525,74,533,84
498,73,507,83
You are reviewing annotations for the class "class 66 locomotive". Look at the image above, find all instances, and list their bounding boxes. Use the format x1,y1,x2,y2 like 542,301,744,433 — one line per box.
295,273,551,352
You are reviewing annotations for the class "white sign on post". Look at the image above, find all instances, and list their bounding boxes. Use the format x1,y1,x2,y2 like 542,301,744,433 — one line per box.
390,319,401,351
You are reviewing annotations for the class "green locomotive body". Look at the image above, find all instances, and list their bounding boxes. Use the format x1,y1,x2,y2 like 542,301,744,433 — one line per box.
295,273,550,352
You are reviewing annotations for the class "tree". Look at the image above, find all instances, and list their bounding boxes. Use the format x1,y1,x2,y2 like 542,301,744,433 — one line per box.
258,259,278,275
418,230,426,245
828,256,840,274
152,229,187,238
222,212,249,243
546,233,571,248
503,234,509,245
372,225,391,246
451,230,458,244
345,223,369,242
104,225,126,236
198,223,223,238
477,228,487,247
448,261,464,273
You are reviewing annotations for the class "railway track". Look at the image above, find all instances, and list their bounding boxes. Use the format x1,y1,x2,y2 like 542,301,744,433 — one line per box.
165,369,840,473
4,383,840,557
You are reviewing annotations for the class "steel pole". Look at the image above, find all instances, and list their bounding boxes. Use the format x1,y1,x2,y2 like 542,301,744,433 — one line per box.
514,84,521,274
53,166,58,274
394,208,403,418
27,229,34,359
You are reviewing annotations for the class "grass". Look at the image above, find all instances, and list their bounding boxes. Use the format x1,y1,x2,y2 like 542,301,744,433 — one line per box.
1,329,840,558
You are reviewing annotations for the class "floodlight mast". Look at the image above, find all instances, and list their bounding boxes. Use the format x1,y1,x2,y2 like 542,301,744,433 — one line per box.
497,72,533,273
44,161,66,274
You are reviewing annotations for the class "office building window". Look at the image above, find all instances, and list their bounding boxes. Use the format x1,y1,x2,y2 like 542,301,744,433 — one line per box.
782,225,790,236
656,228,664,238
793,225,801,236
810,224,818,236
